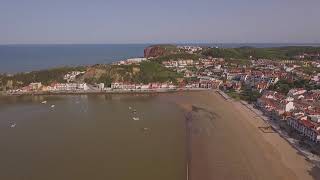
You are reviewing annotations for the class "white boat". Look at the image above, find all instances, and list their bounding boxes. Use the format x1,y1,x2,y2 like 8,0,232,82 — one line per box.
129,106,132,110
141,127,151,135
41,101,47,104
51,105,55,108
10,123,16,128
132,117,140,121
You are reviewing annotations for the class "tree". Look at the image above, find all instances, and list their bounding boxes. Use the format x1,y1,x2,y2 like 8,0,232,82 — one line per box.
240,88,262,102
84,77,96,84
98,74,113,87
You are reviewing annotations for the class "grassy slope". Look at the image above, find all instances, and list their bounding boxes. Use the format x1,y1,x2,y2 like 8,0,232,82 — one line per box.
202,46,320,59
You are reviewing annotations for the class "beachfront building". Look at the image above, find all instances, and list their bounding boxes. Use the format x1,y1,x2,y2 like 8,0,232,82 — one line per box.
257,89,320,143
287,115,320,143
110,82,180,91
256,91,294,121
47,83,89,91
98,83,105,90
29,82,42,91
111,82,136,90
9,82,42,93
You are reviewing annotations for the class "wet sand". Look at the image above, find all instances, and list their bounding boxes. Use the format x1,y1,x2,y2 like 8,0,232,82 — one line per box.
168,91,320,180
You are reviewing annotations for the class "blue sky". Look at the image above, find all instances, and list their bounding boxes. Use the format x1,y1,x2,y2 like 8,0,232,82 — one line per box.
0,0,319,44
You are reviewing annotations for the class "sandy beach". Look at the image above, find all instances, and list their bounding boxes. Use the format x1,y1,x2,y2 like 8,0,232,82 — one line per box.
168,91,320,180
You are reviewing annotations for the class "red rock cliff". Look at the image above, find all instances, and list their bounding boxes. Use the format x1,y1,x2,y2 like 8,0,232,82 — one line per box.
144,46,165,58
144,45,177,58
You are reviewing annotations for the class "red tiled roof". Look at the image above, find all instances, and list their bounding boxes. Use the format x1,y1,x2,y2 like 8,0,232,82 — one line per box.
299,119,316,129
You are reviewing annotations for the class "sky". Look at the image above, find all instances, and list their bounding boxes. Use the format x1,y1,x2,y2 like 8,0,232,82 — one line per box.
0,0,319,44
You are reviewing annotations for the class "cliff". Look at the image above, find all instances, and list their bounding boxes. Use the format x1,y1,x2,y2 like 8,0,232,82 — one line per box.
144,44,178,58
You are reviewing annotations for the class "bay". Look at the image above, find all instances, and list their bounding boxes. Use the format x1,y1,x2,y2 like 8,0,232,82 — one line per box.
0,94,187,180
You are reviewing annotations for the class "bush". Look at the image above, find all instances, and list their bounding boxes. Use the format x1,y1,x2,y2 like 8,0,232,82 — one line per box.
133,61,182,84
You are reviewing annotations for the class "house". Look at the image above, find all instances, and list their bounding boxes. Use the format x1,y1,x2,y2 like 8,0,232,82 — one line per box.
98,83,105,90
64,71,85,82
160,83,169,89
257,91,290,120
288,88,307,96
287,115,320,143
126,58,147,63
198,79,222,89
285,101,295,112
29,82,42,91
78,83,89,91
50,83,89,91
311,73,320,84
141,84,151,90
111,82,123,89
255,82,269,93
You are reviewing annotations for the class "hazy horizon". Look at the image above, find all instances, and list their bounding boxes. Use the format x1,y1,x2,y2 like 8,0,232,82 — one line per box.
1,43,320,46
1,0,320,44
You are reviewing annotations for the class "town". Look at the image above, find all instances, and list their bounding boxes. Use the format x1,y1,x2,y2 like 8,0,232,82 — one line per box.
1,45,320,158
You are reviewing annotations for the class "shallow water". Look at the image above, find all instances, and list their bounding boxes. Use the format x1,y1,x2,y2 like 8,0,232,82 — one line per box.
0,94,186,180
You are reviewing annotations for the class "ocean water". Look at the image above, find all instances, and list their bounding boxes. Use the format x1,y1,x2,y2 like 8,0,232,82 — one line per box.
0,44,149,73
1,43,319,73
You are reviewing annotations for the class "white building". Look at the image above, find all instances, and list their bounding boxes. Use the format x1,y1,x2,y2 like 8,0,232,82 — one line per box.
288,89,307,96
126,58,147,63
29,82,42,90
64,71,85,82
98,83,105,90
50,83,89,91
285,101,295,112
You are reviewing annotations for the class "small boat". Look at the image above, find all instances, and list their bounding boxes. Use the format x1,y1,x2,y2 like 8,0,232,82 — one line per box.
41,101,47,104
141,127,151,135
128,106,132,110
10,123,16,128
51,105,55,108
132,117,140,121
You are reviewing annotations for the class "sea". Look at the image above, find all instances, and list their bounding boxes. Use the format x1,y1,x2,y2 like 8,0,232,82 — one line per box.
0,44,149,73
0,94,187,180
0,43,319,73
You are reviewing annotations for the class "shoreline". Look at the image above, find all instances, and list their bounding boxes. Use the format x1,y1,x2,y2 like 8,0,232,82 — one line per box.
2,88,208,97
1,90,319,179
217,90,320,168
169,91,320,180
216,91,320,179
